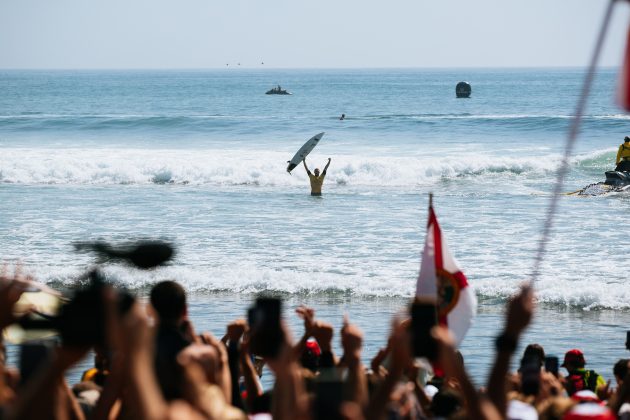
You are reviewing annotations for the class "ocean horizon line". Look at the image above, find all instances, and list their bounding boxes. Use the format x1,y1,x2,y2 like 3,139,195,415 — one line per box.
0,65,620,72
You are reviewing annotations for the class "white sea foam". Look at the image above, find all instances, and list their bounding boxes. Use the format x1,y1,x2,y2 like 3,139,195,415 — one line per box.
0,147,566,187
20,257,630,310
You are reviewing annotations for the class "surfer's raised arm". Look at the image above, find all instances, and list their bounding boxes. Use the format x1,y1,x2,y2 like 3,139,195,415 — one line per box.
323,158,331,174
303,159,311,175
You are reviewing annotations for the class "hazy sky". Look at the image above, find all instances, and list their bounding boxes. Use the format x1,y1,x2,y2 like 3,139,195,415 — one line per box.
1,0,628,69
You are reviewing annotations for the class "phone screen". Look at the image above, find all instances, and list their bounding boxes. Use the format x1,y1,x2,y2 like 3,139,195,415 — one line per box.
248,297,283,358
544,356,559,376
521,356,541,396
410,299,438,361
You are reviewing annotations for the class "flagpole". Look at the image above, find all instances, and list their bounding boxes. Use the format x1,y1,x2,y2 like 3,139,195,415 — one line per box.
429,192,433,209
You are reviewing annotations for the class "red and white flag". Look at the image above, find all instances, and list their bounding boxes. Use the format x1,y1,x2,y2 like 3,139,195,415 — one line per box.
416,202,476,345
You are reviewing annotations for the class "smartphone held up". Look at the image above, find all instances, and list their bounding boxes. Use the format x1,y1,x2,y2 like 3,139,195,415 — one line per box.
410,297,438,361
248,297,284,359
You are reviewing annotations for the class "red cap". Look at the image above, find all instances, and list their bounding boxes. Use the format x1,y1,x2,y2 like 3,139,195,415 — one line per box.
305,339,321,357
562,349,586,367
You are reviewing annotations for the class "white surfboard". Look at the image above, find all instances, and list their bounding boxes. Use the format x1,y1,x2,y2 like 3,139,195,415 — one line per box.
287,132,325,173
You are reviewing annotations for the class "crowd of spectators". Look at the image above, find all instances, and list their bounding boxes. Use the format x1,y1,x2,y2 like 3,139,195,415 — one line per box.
1,267,630,420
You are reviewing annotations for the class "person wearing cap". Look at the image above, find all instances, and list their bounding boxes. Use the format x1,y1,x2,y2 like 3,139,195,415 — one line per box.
562,349,606,397
615,136,630,171
300,338,321,373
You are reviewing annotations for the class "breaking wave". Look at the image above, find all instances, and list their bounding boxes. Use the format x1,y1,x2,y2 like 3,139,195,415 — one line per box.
0,147,566,187
26,261,630,310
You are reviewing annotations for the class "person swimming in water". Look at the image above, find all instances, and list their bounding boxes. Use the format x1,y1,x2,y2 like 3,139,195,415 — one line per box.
615,136,630,171
303,158,331,196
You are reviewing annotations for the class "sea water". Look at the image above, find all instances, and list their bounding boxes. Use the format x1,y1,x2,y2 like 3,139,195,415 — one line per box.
1,69,630,384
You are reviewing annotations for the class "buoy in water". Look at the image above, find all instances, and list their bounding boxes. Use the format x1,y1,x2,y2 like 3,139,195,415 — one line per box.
456,81,471,98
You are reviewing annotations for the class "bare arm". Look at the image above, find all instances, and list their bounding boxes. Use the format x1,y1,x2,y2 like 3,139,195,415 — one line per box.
293,305,315,360
366,318,409,420
121,306,169,420
341,318,368,410
224,320,247,409
266,327,310,420
487,286,533,416
312,321,337,367
433,326,500,420
323,158,331,173
303,159,311,175
91,362,123,420
239,337,263,412
199,332,232,404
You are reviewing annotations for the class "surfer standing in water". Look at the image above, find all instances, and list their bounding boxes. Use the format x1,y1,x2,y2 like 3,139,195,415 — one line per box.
303,158,331,196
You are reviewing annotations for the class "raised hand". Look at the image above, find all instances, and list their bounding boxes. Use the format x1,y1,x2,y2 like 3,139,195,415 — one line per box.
295,305,315,336
0,265,27,330
312,320,334,352
341,315,363,365
505,285,534,337
226,319,248,344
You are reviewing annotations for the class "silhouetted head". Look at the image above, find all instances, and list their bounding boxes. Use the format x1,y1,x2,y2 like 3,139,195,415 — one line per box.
314,168,320,176
625,136,630,142
614,359,629,385
150,280,187,324
521,343,545,368
431,388,463,417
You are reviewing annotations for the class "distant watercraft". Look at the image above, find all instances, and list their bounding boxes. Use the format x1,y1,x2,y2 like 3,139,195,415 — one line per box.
266,85,291,95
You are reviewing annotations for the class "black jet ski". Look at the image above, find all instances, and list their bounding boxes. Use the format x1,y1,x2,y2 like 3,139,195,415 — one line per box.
604,170,630,187
570,170,630,195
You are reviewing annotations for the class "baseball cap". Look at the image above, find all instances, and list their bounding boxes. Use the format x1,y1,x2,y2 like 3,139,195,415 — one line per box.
305,338,321,357
562,349,586,367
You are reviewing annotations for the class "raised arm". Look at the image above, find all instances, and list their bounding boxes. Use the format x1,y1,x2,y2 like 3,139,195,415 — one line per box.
323,158,331,173
303,159,311,175
340,316,368,410
487,286,533,416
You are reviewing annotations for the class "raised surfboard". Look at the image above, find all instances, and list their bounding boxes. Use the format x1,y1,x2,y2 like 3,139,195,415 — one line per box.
286,132,325,173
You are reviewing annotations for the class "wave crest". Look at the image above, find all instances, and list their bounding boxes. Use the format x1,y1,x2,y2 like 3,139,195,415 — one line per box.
0,148,564,187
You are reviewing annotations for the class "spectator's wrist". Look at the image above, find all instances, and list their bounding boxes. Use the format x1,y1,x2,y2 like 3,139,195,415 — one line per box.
345,353,361,369
319,341,332,353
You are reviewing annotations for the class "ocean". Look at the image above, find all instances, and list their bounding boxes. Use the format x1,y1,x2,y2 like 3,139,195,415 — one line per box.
1,68,630,385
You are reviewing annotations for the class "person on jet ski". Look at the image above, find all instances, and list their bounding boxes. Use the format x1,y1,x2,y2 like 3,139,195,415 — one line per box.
615,136,630,171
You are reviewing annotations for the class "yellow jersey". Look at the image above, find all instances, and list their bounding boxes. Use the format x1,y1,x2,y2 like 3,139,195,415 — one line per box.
308,172,326,194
